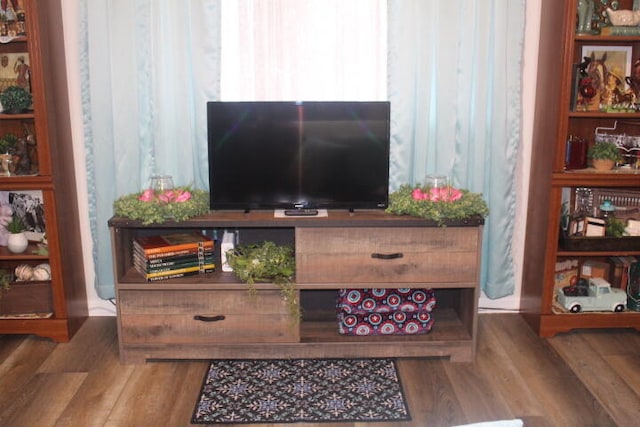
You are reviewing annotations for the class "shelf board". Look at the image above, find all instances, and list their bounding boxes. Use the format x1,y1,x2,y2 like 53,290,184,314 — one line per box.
0,243,48,260
0,111,33,120
568,111,640,118
118,268,477,290
552,170,640,187
538,311,640,337
0,175,53,190
574,34,640,43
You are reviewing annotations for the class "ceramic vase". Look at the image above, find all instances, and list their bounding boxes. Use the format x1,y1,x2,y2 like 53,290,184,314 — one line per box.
7,232,28,254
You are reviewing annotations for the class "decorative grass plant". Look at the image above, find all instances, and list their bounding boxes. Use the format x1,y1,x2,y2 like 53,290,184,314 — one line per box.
113,187,209,225
386,183,489,225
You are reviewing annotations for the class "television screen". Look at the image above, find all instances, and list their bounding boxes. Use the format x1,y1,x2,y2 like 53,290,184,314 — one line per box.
207,101,390,211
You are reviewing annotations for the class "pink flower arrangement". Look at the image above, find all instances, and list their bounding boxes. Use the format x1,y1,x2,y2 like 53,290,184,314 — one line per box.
138,188,192,203
411,186,463,203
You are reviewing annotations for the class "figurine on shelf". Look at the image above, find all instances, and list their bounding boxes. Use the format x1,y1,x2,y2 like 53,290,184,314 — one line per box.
602,66,636,111
626,58,640,102
577,0,595,34
12,136,30,175
0,153,11,176
13,55,29,91
0,202,13,246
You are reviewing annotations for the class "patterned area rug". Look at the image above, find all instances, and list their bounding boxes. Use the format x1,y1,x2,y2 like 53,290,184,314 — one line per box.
191,358,411,424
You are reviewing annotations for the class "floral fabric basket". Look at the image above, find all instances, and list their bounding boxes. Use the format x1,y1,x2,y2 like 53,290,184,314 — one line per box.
336,288,436,336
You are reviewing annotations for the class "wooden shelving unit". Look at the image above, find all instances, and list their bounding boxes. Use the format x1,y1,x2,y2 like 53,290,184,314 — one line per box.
522,0,640,337
0,1,87,341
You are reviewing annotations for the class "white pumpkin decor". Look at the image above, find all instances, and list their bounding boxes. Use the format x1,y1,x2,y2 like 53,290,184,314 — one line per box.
32,263,51,281
14,264,33,281
13,263,51,281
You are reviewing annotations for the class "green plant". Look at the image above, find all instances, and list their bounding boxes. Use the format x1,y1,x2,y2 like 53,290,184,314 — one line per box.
0,85,32,113
113,187,209,225
605,217,627,238
587,142,621,161
386,184,489,225
0,132,18,153
225,241,299,323
5,214,24,234
0,268,11,294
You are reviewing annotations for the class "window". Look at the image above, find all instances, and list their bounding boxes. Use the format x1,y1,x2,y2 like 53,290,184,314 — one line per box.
220,0,387,101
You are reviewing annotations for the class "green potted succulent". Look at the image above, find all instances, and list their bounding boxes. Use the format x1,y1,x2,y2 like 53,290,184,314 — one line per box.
5,214,28,254
0,85,32,114
588,142,621,170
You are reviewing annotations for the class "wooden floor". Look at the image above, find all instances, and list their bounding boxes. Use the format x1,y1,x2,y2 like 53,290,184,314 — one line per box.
1,314,640,427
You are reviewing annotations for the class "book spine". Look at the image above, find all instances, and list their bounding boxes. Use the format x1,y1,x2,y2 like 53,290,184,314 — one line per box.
146,267,216,282
134,240,214,256
143,256,215,269
135,258,215,273
133,244,213,260
622,256,637,292
144,263,216,279
600,26,640,36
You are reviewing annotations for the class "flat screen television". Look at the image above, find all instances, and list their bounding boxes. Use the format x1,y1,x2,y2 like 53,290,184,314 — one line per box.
207,101,390,212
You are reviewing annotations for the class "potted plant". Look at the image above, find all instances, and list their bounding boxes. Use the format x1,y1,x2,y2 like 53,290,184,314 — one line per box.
5,214,27,253
588,142,621,170
225,241,299,323
0,85,32,114
0,132,18,153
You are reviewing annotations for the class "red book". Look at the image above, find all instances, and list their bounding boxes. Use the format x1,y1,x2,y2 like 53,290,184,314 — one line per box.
133,232,214,256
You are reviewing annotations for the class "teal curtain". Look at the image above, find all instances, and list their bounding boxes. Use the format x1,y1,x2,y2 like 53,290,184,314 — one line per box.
387,0,525,299
80,0,221,299
81,0,523,300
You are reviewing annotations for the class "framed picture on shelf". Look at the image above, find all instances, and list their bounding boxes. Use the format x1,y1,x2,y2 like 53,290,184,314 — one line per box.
0,190,45,242
575,45,633,112
0,0,26,39
0,52,30,93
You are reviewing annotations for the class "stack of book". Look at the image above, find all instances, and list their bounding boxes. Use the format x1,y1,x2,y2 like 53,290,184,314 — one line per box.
133,232,215,281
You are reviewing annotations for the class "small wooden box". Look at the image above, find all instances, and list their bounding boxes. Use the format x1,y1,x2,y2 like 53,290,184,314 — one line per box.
0,281,53,316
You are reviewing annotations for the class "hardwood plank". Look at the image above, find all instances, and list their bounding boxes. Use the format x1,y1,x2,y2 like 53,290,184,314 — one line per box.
548,331,640,427
606,355,640,396
397,358,466,427
104,361,208,426
490,315,617,426
455,315,536,419
51,318,136,427
38,316,119,372
1,372,86,427
0,335,56,400
53,361,135,427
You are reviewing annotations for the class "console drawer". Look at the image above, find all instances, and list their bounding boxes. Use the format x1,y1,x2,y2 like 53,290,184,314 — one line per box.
118,289,299,344
296,227,480,283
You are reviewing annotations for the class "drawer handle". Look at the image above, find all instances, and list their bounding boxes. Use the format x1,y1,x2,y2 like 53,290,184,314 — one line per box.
193,315,226,322
371,252,403,260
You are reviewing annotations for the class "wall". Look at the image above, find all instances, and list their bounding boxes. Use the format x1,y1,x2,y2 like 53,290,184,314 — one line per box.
61,0,542,316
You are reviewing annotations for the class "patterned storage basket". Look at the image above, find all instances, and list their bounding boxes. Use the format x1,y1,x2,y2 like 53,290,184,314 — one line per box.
336,288,436,336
